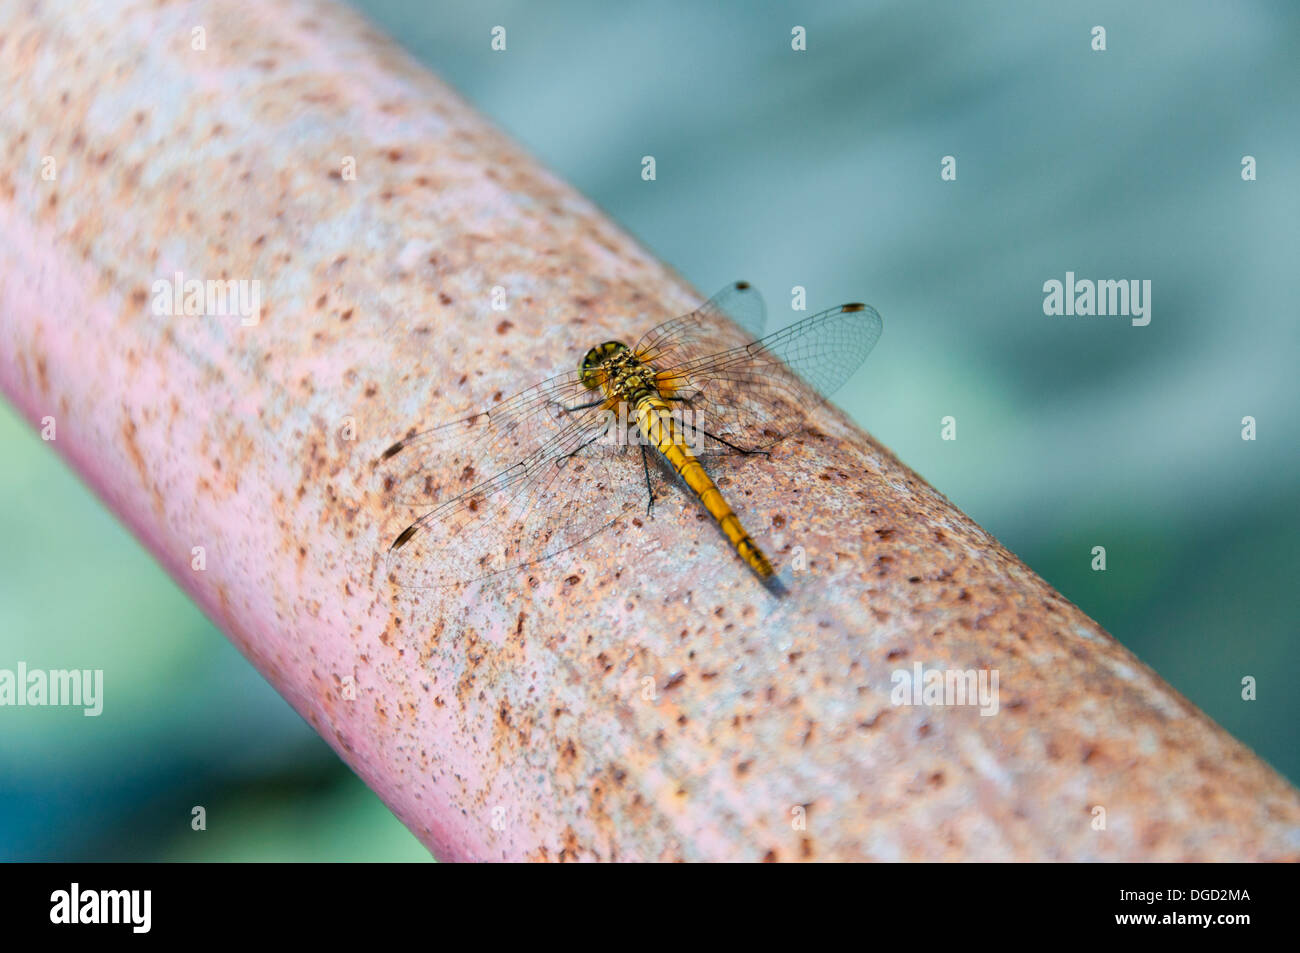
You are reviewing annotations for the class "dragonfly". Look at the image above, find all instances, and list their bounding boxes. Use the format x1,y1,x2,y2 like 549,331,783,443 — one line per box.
375,281,882,594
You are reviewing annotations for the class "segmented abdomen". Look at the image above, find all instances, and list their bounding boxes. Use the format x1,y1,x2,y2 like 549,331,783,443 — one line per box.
633,394,775,579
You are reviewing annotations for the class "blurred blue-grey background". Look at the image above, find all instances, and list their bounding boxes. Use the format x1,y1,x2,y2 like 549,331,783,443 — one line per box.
2,0,1296,860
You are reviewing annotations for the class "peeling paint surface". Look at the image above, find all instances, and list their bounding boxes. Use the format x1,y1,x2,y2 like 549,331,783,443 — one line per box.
1,0,1298,861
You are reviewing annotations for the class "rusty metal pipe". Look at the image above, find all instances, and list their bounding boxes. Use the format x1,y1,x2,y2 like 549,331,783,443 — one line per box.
2,0,1297,860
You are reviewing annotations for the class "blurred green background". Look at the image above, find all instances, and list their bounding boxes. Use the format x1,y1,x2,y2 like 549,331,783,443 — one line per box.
2,0,1296,860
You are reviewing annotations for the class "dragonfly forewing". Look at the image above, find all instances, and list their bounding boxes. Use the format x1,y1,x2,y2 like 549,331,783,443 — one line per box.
642,301,883,452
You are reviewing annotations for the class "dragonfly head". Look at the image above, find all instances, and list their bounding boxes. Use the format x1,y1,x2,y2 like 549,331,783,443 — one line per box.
580,341,628,389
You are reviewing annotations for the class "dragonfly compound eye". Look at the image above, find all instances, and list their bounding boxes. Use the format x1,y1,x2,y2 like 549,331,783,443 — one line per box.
580,341,627,389
580,347,604,389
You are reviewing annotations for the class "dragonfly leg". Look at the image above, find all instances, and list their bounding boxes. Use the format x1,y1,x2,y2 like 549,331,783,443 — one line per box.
663,395,770,456
640,444,656,517
709,432,769,456
562,430,605,462
693,423,771,457
556,396,607,413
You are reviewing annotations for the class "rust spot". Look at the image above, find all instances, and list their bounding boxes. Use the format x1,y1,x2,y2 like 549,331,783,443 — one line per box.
120,417,159,513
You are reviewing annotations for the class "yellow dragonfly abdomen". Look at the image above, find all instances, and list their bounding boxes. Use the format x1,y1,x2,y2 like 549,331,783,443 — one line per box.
632,392,778,584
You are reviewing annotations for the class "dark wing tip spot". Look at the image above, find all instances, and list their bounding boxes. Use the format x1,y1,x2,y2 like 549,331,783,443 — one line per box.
842,303,866,313
381,440,405,459
392,524,418,549
735,280,750,290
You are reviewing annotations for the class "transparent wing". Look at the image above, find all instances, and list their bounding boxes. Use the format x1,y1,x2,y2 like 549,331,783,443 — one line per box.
706,279,766,339
382,442,649,589
374,373,651,588
638,302,883,452
634,281,766,363
375,371,595,505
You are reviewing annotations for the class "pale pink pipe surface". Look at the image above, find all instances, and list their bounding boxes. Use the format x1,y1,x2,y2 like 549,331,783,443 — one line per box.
2,0,1298,861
